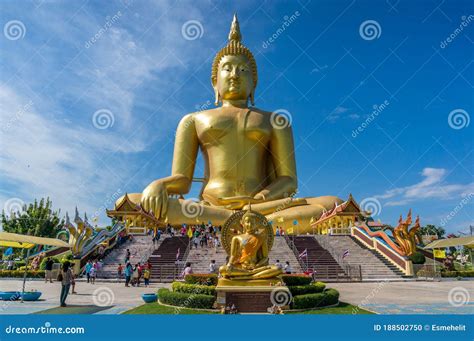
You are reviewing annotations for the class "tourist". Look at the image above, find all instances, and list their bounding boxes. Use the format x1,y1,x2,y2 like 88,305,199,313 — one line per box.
146,260,152,271
7,258,14,270
279,227,283,236
85,260,93,283
70,272,77,294
284,261,292,274
117,263,123,282
45,257,54,283
156,229,162,241
89,264,96,284
182,262,193,278
275,259,283,271
214,236,221,252
275,228,280,237
124,262,132,287
209,260,217,274
125,249,131,263
143,267,150,287
59,261,73,307
132,263,140,286
193,235,199,249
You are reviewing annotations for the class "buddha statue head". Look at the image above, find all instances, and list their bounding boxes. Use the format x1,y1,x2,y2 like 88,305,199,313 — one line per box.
211,14,258,106
240,205,259,234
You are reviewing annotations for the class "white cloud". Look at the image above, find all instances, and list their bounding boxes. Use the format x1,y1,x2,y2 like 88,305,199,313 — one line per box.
376,167,474,206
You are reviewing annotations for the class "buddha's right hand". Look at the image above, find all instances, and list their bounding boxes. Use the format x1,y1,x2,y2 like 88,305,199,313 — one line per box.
141,180,169,219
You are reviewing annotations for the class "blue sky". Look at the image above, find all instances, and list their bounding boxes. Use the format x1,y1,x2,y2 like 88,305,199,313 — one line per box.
0,0,473,234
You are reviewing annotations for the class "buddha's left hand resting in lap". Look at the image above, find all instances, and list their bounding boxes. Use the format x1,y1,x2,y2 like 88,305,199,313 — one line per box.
115,14,342,232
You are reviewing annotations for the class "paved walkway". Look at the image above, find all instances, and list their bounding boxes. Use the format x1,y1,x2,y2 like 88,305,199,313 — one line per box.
1,278,472,314
0,278,170,315
330,279,474,314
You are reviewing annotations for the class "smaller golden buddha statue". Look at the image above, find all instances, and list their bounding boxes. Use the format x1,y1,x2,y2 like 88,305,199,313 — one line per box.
219,207,282,285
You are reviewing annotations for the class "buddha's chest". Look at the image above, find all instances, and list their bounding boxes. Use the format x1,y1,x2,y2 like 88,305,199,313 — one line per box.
196,110,272,145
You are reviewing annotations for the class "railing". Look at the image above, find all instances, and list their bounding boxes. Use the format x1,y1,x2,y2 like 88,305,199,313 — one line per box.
412,264,441,281
329,227,351,235
283,234,307,271
151,265,181,283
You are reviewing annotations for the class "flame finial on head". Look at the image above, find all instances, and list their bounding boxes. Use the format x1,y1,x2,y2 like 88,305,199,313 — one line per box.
228,13,242,42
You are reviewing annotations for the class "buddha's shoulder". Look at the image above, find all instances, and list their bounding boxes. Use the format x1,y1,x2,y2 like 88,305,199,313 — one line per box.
179,107,275,122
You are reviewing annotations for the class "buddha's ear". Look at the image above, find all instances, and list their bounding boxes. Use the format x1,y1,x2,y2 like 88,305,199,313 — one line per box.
250,89,255,106
214,86,220,106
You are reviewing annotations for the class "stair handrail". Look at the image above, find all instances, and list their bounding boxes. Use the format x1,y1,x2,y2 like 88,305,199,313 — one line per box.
283,234,308,272
140,237,156,264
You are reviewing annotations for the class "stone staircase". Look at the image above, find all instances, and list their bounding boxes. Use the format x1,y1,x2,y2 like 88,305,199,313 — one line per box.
101,234,155,279
185,236,303,274
320,235,404,280
269,236,302,273
289,236,350,281
148,236,190,282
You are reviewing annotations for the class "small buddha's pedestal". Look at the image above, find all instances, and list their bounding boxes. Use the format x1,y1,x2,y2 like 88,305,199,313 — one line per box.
216,279,290,313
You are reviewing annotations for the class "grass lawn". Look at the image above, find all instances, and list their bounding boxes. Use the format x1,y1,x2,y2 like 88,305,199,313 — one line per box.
123,303,219,314
123,302,373,314
285,302,374,314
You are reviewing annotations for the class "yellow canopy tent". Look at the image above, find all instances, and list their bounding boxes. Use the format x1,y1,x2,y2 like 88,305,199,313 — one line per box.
0,231,71,302
423,236,474,276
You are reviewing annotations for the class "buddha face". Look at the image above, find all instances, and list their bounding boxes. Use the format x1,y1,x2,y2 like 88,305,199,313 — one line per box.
216,54,254,102
242,214,258,234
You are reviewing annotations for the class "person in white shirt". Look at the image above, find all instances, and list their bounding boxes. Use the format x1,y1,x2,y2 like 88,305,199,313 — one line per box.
209,260,217,274
275,259,283,270
284,261,292,274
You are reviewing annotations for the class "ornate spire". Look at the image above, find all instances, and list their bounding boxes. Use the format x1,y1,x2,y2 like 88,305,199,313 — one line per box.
228,13,242,42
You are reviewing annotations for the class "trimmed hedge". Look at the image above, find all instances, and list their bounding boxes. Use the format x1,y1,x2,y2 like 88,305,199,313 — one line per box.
292,288,340,309
0,270,45,278
158,288,215,309
288,282,326,296
409,252,426,264
184,274,218,286
441,271,474,278
172,282,216,296
281,274,312,286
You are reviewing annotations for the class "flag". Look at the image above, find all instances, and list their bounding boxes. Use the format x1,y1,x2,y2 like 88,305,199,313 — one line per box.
4,247,13,256
433,249,446,258
187,228,193,238
176,248,180,260
342,249,350,259
298,248,307,259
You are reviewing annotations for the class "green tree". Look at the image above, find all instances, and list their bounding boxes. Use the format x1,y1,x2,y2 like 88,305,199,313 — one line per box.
1,198,64,238
419,224,445,238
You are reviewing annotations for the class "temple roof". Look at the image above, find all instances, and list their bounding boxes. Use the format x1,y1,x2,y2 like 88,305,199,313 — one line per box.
311,194,362,226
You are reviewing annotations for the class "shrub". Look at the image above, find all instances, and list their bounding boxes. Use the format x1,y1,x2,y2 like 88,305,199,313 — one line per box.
157,288,215,309
288,282,326,296
281,274,312,286
0,270,45,278
409,252,426,264
292,288,340,309
441,271,474,278
172,282,216,296
184,274,218,286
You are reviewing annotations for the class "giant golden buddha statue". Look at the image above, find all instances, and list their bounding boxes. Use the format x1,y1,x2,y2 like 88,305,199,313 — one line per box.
117,14,342,232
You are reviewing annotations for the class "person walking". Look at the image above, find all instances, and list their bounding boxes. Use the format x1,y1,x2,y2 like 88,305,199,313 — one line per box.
59,261,73,307
45,257,54,283
284,261,292,274
117,263,123,282
209,260,217,274
143,268,150,287
85,260,92,283
89,264,96,284
125,249,131,264
124,262,132,287
181,262,193,278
